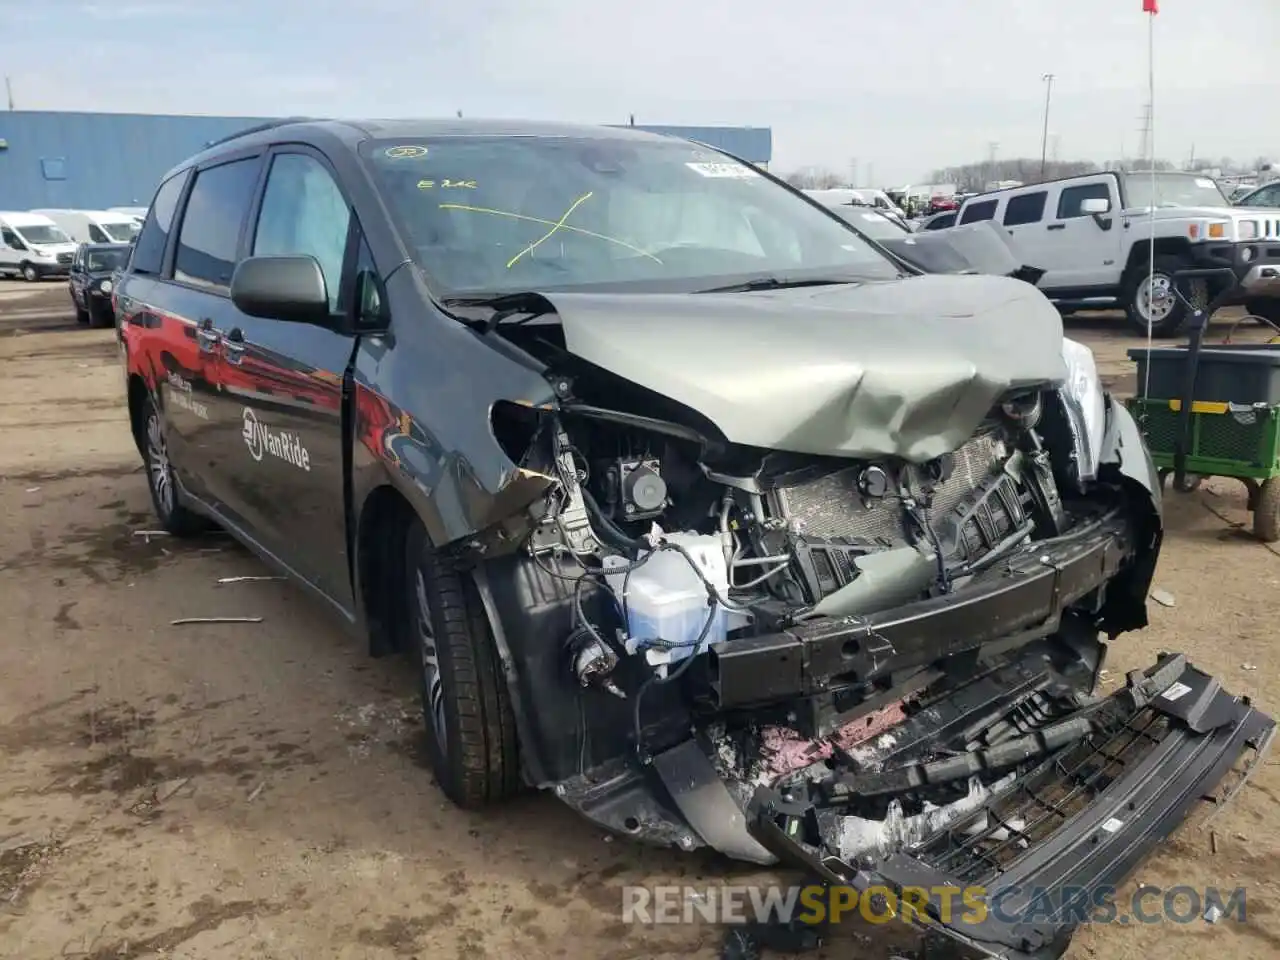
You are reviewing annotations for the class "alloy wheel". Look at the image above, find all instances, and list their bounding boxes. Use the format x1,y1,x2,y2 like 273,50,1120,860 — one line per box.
145,410,174,516
414,569,447,750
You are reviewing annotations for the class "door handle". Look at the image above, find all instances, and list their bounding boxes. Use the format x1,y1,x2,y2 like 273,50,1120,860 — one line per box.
195,318,220,349
222,327,246,362
1047,223,1066,231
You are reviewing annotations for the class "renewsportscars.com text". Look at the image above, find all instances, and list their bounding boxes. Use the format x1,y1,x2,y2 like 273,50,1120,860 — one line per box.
621,884,1247,927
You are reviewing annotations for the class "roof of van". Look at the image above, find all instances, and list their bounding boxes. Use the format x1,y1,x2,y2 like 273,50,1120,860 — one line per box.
31,208,135,220
0,211,58,225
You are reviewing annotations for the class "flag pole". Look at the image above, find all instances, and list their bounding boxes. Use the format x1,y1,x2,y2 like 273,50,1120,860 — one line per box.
1142,3,1157,404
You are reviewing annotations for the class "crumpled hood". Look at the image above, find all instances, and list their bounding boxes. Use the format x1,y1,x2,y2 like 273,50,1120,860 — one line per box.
541,273,1067,462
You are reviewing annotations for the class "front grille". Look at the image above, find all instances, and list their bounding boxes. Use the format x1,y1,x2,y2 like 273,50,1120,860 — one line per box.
910,706,1170,885
775,434,1001,542
56,253,73,264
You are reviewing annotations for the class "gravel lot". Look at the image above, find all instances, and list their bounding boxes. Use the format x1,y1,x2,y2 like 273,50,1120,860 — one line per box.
2,279,1280,960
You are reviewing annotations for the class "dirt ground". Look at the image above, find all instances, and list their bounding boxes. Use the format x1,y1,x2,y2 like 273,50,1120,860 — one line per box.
2,279,1279,960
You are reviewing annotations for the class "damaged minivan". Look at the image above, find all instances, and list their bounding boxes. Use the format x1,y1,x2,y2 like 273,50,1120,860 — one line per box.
117,119,1273,960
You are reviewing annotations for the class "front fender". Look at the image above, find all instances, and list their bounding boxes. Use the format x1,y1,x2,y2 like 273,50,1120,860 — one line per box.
1098,394,1163,635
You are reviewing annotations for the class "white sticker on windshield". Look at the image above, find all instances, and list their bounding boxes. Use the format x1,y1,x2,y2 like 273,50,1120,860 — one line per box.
1162,681,1193,702
1195,178,1215,189
686,162,758,179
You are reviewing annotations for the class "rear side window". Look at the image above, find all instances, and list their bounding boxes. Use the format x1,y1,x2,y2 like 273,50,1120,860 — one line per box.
960,200,997,224
130,172,188,275
924,213,956,231
173,157,261,292
1057,183,1111,219
1003,192,1047,226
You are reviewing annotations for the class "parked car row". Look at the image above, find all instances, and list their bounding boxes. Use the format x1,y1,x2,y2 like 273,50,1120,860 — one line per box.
0,208,140,282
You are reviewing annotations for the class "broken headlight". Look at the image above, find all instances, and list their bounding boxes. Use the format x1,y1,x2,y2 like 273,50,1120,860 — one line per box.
1059,338,1106,483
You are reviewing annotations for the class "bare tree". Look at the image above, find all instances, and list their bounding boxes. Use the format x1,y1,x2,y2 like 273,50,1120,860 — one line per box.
783,167,845,189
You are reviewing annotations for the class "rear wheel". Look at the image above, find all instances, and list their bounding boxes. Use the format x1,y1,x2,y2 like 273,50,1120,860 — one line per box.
1124,255,1205,338
405,520,520,808
138,395,206,536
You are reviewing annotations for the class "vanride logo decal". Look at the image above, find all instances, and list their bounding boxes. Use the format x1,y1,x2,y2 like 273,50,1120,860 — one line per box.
242,407,311,471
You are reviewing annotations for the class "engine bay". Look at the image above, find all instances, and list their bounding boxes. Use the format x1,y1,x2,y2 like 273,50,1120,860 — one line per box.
505,384,1091,706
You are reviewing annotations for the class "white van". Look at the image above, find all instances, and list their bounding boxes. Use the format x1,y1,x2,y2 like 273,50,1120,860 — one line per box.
29,209,140,245
0,212,80,281
108,206,149,226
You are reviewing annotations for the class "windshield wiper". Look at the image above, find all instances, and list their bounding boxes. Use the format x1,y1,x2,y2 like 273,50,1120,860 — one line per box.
442,291,554,335
693,276,861,294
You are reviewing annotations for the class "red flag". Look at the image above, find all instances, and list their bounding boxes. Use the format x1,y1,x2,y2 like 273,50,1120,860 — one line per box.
1143,0,1158,12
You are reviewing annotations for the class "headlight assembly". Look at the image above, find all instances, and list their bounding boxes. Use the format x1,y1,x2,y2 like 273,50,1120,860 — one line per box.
1059,338,1106,483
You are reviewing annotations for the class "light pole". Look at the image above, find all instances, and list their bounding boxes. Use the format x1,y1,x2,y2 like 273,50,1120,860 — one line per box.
1040,73,1055,178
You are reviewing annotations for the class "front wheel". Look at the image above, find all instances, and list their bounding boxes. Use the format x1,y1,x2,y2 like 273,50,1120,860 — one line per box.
1124,255,1205,338
1254,478,1280,543
75,305,90,325
87,303,112,329
138,394,207,537
404,521,521,808
20,262,39,283
1244,298,1280,327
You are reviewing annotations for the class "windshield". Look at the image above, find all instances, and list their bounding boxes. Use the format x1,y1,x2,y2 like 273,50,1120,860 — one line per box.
87,248,129,271
360,136,899,295
1123,173,1227,208
822,205,908,240
102,220,140,242
16,224,72,245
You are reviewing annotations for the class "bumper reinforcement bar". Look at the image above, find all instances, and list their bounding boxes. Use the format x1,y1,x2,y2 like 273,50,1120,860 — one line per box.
708,515,1131,709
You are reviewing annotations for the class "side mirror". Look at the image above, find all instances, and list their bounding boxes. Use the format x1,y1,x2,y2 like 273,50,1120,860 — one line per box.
1080,197,1113,230
230,255,330,325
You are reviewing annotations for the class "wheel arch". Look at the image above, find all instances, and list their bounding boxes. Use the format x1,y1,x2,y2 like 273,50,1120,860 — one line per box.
353,481,421,657
126,373,151,458
1123,237,1192,276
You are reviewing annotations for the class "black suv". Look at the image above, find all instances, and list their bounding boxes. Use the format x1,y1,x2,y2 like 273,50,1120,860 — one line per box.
69,242,131,327
115,118,1270,959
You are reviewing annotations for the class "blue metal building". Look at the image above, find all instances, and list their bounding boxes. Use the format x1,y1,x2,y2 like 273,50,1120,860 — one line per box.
0,111,772,210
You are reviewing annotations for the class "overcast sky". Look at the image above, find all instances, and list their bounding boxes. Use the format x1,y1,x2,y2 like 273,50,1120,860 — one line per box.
4,0,1277,183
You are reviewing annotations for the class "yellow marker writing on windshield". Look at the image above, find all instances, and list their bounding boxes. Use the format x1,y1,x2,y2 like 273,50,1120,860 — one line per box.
505,192,594,269
439,203,661,263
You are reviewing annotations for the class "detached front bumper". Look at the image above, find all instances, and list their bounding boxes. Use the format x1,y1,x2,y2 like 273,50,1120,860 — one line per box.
747,656,1275,959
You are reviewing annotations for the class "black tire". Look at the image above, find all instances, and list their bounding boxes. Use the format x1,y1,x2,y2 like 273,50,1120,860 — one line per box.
1244,298,1280,326
75,305,90,325
137,394,206,537
1254,478,1280,543
20,262,39,283
1124,255,1205,338
405,521,520,807
87,303,111,329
